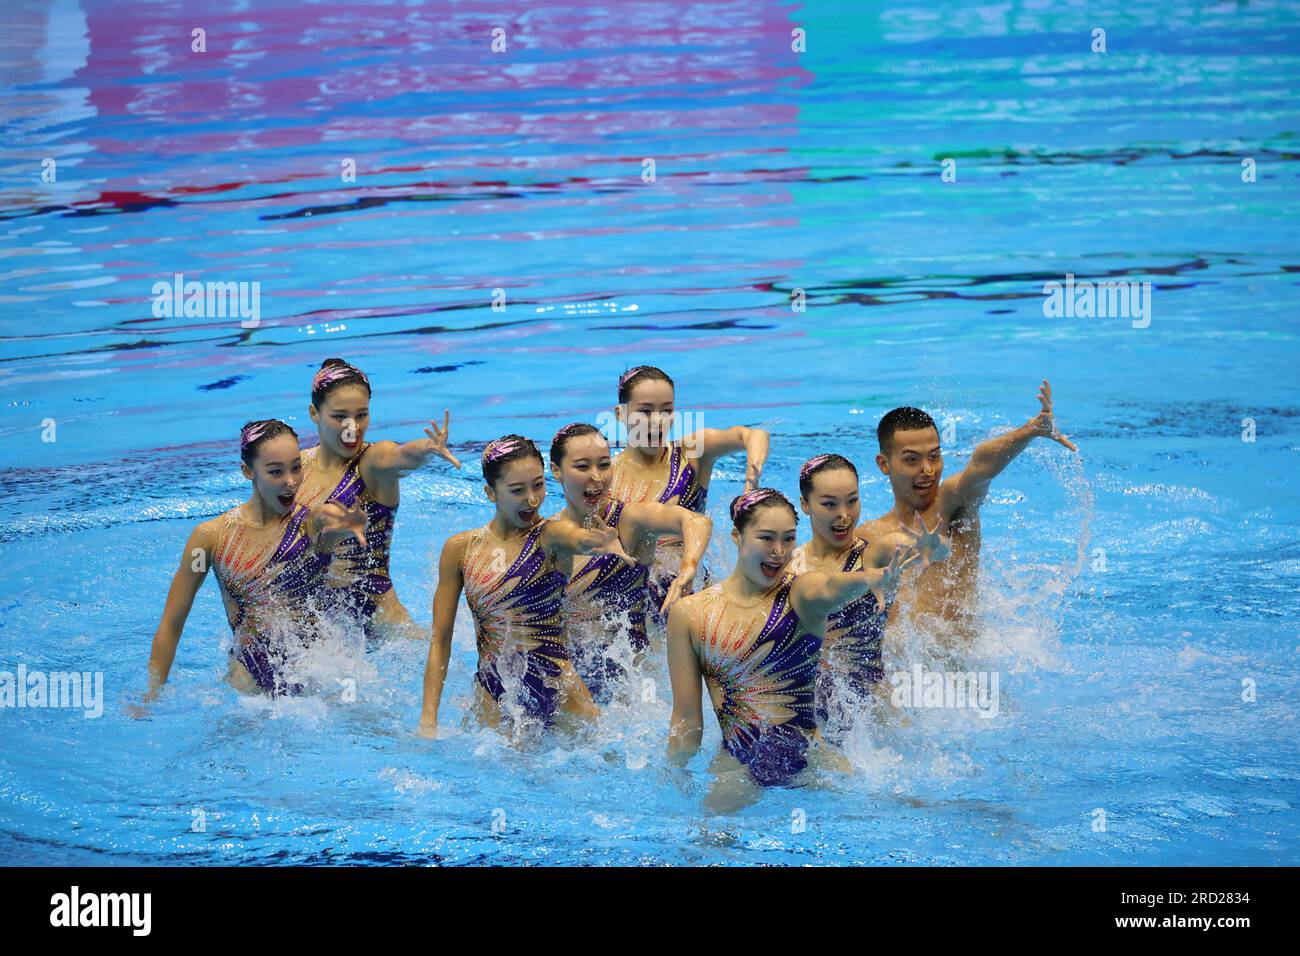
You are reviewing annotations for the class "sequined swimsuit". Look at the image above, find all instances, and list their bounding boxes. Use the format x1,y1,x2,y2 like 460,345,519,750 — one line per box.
697,575,822,786
610,441,709,629
212,504,333,695
301,443,397,634
461,521,570,724
794,541,890,734
564,499,651,703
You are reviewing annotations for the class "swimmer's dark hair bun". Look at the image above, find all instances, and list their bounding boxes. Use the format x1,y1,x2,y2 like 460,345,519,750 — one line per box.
320,357,349,369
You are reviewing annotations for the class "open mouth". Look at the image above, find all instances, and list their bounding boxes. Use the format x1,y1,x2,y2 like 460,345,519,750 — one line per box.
760,559,784,579
277,492,296,508
341,438,359,449
518,508,538,523
831,523,852,539
582,488,604,506
913,480,934,493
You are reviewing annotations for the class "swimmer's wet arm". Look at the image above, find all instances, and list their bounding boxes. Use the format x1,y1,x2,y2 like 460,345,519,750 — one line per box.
420,535,466,731
545,512,626,560
792,569,873,619
364,410,462,475
666,603,704,761
693,426,770,490
943,379,1077,515
942,423,1037,514
629,502,713,575
145,522,215,699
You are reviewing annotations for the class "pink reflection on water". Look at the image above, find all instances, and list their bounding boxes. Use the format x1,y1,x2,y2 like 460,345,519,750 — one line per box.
70,0,808,197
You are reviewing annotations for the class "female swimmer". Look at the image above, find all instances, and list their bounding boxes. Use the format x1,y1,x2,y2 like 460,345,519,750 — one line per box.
548,423,713,703
608,365,770,626
297,357,461,640
792,454,949,740
666,488,916,808
145,420,366,698
418,436,633,735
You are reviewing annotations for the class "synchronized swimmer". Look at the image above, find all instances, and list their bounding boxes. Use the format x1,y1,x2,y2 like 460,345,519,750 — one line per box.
144,362,1078,793
297,359,461,640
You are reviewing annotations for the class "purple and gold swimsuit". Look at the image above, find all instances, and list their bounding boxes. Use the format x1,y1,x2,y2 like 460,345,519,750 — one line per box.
610,441,709,629
793,540,889,737
462,521,570,724
697,574,822,786
301,442,397,636
212,504,332,695
564,499,650,703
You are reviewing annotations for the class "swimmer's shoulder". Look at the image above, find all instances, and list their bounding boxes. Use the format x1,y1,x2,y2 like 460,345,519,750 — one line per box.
203,505,244,533
189,507,240,555
673,582,722,619
854,514,893,541
440,527,478,561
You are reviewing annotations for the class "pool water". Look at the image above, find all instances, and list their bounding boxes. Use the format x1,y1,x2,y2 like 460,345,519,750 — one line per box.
1,0,1297,865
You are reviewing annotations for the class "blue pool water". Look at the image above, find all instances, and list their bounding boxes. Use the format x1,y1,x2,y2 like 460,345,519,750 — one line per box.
1,0,1297,865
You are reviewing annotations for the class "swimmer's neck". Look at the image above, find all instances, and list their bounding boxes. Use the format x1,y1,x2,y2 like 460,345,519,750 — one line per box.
560,498,597,526
486,513,534,541
888,495,937,528
314,444,347,470
313,439,356,471
805,533,847,562
623,444,668,467
242,491,285,527
722,569,778,603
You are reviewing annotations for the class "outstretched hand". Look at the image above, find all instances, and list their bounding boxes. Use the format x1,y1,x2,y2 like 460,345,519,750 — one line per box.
423,410,462,469
584,511,636,566
899,510,952,566
319,499,368,549
1028,379,1078,452
869,543,923,606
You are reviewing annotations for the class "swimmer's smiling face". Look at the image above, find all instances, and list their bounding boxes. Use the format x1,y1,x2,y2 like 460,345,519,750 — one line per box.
732,504,798,589
800,467,861,547
617,378,675,450
878,425,943,511
241,433,303,516
552,432,612,516
310,384,369,458
486,457,546,529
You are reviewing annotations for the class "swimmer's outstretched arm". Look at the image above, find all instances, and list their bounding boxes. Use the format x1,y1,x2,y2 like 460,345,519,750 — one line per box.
543,511,634,563
666,602,704,762
686,425,770,492
793,545,920,618
623,501,713,614
144,520,217,701
419,532,468,736
361,408,463,477
941,379,1078,517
